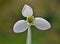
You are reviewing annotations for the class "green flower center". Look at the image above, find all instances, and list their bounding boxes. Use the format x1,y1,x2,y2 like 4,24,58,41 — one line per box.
27,16,34,23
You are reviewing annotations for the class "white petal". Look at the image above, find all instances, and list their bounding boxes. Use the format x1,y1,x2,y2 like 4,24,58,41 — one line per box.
34,17,51,30
22,4,33,17
13,20,28,33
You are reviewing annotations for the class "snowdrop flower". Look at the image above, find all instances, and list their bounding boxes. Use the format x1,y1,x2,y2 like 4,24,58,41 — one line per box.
13,4,51,44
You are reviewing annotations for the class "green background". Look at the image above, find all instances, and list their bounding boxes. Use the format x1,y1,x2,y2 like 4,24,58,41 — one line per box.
0,0,60,44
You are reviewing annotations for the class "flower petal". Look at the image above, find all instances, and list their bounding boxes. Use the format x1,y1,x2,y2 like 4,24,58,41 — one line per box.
13,20,28,33
34,17,51,30
22,4,33,17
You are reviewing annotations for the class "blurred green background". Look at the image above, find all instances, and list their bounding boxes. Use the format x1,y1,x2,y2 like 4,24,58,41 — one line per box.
0,0,60,44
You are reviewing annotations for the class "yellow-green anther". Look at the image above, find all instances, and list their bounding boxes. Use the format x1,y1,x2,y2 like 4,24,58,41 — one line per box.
27,16,34,23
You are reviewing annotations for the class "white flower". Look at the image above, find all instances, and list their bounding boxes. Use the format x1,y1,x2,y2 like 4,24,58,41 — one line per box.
13,4,51,33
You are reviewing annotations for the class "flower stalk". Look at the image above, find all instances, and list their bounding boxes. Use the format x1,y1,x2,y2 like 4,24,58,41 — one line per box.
26,24,31,44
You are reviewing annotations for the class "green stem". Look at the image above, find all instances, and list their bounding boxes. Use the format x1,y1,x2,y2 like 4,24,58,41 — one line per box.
26,25,31,44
